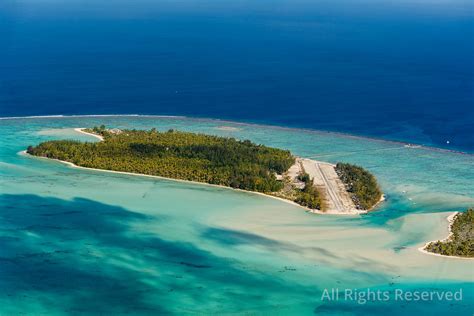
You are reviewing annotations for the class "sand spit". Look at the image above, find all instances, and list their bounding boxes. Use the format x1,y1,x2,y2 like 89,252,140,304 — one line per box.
74,128,104,141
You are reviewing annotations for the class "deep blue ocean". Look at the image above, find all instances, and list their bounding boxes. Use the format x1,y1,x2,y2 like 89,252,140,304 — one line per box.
1,0,473,152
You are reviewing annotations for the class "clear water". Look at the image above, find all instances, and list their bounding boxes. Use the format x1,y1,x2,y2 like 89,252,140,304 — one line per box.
0,116,473,314
1,0,473,152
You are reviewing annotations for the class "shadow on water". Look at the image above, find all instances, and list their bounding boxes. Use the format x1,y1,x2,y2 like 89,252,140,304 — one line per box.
1,194,472,314
0,194,317,314
202,226,342,261
200,226,406,279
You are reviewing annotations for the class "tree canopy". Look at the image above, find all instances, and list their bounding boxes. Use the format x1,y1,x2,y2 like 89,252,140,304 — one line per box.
27,127,295,193
426,208,474,257
335,163,382,210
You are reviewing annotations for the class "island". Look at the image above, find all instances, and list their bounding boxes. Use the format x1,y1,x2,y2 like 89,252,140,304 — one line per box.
335,163,383,210
424,209,473,258
26,126,383,214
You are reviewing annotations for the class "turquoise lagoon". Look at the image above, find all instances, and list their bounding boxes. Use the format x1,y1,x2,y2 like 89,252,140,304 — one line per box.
0,116,473,315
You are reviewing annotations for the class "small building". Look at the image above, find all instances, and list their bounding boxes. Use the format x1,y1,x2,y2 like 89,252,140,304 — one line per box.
108,128,123,134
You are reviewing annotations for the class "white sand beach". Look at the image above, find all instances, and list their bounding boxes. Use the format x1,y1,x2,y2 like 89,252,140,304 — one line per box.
22,127,383,216
417,212,473,260
74,128,104,140
20,150,313,213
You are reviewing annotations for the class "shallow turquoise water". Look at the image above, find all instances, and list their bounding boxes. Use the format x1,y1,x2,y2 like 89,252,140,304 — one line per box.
0,116,473,315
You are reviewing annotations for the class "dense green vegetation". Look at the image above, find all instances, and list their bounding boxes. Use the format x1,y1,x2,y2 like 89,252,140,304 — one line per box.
27,127,295,193
27,126,383,212
335,163,382,210
425,209,474,257
294,171,323,210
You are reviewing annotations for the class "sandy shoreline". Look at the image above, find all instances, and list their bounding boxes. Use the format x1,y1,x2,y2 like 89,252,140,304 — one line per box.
20,150,315,214
74,128,104,141
22,149,369,216
417,212,473,260
21,127,386,216
369,194,386,211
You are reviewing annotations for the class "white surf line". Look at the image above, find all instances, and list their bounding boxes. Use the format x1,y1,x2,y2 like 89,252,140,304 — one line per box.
305,147,408,161
0,115,66,120
2,114,472,155
0,114,187,120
